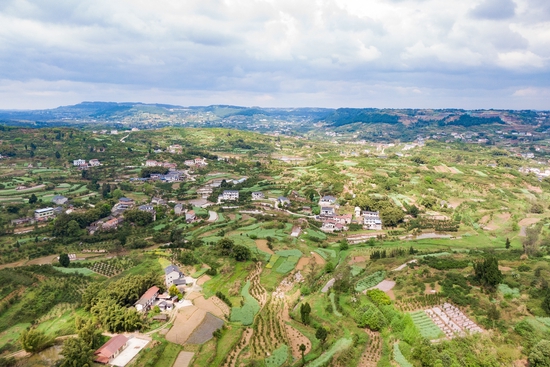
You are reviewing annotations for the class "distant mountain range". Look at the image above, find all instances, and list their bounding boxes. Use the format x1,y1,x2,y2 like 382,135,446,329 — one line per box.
0,102,548,138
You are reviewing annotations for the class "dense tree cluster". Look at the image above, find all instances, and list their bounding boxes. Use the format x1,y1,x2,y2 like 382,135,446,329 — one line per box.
473,257,503,291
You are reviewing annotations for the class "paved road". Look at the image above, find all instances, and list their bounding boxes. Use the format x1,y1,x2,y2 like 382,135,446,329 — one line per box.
207,210,218,222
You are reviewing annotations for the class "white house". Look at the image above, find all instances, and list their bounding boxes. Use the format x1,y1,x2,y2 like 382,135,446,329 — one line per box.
138,205,156,221
320,207,335,217
34,207,55,220
89,159,101,167
319,195,337,205
252,192,265,200
165,265,186,287
174,204,185,216
146,160,160,167
363,211,382,230
185,210,196,223
220,190,239,201
134,286,159,312
277,196,290,206
73,159,86,166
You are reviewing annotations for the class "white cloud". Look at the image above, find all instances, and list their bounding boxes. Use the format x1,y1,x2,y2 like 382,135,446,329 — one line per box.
0,0,548,109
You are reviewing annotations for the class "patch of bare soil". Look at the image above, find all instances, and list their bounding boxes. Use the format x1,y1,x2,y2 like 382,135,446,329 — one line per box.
526,184,542,193
193,295,226,318
448,198,465,208
358,329,382,367
210,296,230,316
282,303,311,359
519,217,541,226
499,266,513,272
255,239,274,255
166,306,207,345
311,252,326,265
424,283,438,295
295,257,310,271
434,165,451,173
185,292,203,301
197,275,211,286
349,256,367,264
222,328,253,367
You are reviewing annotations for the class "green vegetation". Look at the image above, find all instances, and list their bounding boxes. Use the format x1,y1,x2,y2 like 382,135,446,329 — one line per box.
230,281,260,325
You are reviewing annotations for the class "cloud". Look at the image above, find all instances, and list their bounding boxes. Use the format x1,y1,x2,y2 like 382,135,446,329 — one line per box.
470,0,516,20
0,0,548,109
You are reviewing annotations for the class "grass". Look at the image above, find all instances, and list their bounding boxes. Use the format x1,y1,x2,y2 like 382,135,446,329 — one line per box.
498,284,520,298
52,267,97,276
306,337,353,367
275,255,300,274
191,268,209,278
394,342,413,367
153,342,182,367
265,344,289,367
230,281,260,325
0,322,31,347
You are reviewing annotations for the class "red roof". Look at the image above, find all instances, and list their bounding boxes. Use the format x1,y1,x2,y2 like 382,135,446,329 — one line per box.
94,334,128,363
135,286,160,306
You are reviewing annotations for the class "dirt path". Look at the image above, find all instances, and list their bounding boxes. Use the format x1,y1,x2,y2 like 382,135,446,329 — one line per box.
358,330,382,367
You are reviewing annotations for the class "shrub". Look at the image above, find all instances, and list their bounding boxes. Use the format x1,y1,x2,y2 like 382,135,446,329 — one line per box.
367,289,391,306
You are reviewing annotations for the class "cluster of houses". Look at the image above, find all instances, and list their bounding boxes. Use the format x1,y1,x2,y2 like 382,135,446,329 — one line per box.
133,265,187,313
73,159,101,170
184,157,208,168
317,196,383,233
145,160,177,169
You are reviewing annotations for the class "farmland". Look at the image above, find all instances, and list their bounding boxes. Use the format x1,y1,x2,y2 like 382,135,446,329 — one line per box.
1,124,550,367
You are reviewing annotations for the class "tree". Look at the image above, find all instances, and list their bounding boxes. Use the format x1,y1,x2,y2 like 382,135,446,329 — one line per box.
408,205,419,217
19,329,54,353
59,253,70,267
529,339,550,367
55,151,61,159
59,337,94,367
168,284,179,297
217,238,235,256
324,262,335,273
28,193,38,204
505,237,511,249
542,293,550,316
473,256,502,291
123,210,153,226
76,319,102,349
315,326,328,346
233,245,251,262
299,344,306,364
300,302,311,325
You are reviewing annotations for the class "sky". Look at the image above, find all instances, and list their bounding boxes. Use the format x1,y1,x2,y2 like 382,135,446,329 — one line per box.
0,0,549,110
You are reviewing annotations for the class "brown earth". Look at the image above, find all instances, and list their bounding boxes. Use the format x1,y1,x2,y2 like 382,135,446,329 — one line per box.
526,184,542,193
166,306,207,345
295,257,310,270
255,239,274,255
193,295,226,318
518,217,541,226
197,275,211,286
349,256,367,264
311,252,326,265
